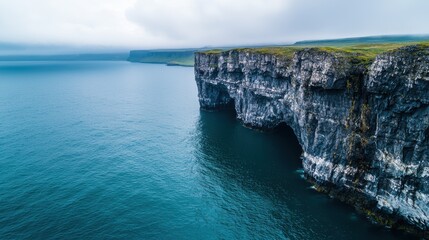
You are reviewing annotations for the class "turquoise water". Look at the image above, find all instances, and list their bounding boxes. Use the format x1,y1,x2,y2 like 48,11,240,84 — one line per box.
0,61,416,239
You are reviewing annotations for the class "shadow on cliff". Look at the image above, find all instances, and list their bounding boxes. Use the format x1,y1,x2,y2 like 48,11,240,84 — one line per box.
192,109,303,192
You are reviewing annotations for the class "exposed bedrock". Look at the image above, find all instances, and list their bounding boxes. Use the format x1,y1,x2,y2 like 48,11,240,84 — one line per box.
195,45,429,236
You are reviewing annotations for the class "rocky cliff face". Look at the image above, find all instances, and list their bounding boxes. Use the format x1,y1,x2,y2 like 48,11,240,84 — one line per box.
195,45,429,236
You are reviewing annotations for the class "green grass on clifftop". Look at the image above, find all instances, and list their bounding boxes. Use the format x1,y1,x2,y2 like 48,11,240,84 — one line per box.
314,42,429,65
201,41,429,67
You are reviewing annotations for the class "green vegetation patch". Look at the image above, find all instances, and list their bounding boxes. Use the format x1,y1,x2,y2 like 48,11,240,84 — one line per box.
315,42,429,66
236,47,301,59
201,41,429,67
200,49,224,54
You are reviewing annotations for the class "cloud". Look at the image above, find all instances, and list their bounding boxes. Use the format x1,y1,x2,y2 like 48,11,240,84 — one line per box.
0,0,428,50
126,0,429,46
0,0,144,47
277,0,429,40
126,0,289,46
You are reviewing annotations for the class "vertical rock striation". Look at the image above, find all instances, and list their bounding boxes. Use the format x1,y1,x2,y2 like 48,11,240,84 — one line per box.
194,45,429,236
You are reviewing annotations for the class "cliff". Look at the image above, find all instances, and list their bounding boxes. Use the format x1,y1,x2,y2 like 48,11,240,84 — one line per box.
194,44,429,237
128,50,195,67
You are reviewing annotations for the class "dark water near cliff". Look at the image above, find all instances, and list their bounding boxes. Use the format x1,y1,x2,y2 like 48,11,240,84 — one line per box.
0,61,416,239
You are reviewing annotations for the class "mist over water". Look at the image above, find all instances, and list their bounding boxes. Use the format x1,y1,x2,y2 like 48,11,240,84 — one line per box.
0,61,417,239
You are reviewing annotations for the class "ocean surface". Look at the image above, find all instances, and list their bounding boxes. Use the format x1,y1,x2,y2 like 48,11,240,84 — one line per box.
0,61,417,239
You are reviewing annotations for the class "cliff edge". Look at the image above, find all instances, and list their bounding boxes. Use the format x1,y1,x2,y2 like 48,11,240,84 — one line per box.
195,44,429,237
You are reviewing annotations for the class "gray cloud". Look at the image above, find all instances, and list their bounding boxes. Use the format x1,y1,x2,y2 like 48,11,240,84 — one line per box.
126,0,288,45
127,0,429,47
0,0,428,50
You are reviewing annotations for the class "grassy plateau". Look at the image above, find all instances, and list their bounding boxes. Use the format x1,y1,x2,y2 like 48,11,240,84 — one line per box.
201,41,429,67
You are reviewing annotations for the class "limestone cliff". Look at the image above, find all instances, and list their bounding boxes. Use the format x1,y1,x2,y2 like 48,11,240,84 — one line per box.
194,45,429,236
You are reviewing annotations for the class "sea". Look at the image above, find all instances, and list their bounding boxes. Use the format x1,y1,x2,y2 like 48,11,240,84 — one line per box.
0,61,417,239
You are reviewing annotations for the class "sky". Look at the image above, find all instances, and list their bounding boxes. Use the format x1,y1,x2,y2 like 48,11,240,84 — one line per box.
0,0,428,53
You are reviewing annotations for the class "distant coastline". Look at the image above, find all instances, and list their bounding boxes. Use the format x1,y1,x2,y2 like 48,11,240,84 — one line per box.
127,34,429,67
127,49,195,67
1,34,429,68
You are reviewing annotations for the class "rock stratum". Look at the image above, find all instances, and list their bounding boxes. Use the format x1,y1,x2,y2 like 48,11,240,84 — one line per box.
194,45,429,237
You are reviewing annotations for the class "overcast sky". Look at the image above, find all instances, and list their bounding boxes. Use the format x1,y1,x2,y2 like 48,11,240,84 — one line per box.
0,0,428,51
